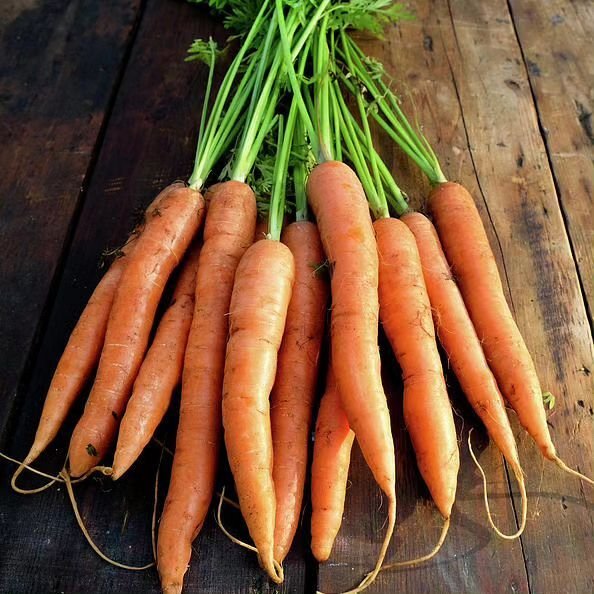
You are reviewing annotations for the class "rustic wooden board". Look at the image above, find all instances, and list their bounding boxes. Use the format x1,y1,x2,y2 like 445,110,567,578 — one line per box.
508,0,594,322
319,0,593,593
0,0,143,439
0,1,592,593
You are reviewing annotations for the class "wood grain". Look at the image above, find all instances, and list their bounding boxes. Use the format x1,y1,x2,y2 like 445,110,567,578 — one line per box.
508,0,594,323
0,0,143,440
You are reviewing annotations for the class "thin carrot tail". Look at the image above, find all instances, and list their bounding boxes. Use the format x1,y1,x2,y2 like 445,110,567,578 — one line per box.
468,429,528,539
215,487,284,583
553,456,594,486
377,516,450,572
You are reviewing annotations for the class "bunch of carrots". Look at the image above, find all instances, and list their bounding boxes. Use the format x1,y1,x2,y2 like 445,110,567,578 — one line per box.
3,1,592,593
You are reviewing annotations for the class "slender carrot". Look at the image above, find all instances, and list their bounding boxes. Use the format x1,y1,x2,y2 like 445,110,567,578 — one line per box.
403,211,527,537
375,217,459,519
307,160,396,588
68,183,205,477
222,238,295,582
310,361,354,563
17,187,172,474
271,220,328,563
158,181,256,594
111,241,202,480
430,183,552,456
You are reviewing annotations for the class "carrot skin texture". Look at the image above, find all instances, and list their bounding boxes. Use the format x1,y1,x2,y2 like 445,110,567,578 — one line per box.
222,239,295,582
68,183,205,477
375,217,459,519
157,181,256,594
402,212,522,473
310,364,354,563
111,242,202,480
23,188,171,467
429,182,556,460
306,161,395,503
271,221,328,563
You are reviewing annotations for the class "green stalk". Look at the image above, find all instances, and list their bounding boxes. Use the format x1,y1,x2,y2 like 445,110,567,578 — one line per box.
293,111,308,222
269,95,299,240
189,0,271,188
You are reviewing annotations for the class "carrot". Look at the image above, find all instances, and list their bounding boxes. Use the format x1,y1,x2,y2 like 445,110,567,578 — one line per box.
157,181,256,594
111,241,202,480
375,217,459,519
429,186,547,450
68,183,205,477
271,220,328,563
310,361,354,563
306,160,396,588
222,238,295,582
403,211,527,537
254,216,269,242
17,187,172,476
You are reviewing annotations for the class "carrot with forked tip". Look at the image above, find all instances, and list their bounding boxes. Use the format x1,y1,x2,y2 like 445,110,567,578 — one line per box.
111,240,202,480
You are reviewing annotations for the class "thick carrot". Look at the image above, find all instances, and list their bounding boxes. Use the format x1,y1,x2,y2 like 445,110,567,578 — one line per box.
429,182,556,459
222,238,295,583
307,161,396,585
375,217,459,519
157,181,256,594
310,362,354,563
403,212,526,536
19,188,172,472
68,183,204,477
111,241,202,480
271,221,328,563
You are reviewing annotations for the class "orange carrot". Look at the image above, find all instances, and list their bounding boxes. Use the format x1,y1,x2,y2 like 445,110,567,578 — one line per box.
271,221,328,563
68,183,204,477
430,183,553,455
222,238,295,583
18,188,171,472
403,212,526,536
310,361,354,563
375,217,459,519
253,216,269,242
307,161,396,585
157,181,256,594
111,241,202,480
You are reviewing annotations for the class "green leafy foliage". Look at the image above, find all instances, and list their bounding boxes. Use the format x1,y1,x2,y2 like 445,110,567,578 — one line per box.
326,1,413,37
185,37,222,64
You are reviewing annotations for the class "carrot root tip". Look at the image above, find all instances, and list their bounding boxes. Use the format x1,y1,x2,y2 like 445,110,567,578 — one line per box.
553,456,594,486
468,429,528,539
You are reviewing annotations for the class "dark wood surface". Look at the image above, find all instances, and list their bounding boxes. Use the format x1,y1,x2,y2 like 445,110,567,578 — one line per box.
0,1,592,593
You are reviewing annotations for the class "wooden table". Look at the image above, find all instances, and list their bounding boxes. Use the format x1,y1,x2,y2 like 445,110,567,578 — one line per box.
1,1,592,593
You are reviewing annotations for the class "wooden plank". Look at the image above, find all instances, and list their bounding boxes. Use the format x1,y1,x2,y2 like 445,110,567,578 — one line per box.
438,1,593,593
0,0,143,438
0,1,311,593
318,9,531,594
508,0,594,322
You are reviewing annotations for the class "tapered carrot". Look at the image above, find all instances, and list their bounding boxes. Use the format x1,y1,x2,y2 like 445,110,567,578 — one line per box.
68,183,204,477
403,211,527,537
375,217,459,519
307,161,396,587
430,182,593,485
271,221,328,563
311,362,354,563
429,183,551,454
111,241,202,480
157,181,256,594
222,239,295,583
17,187,173,475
